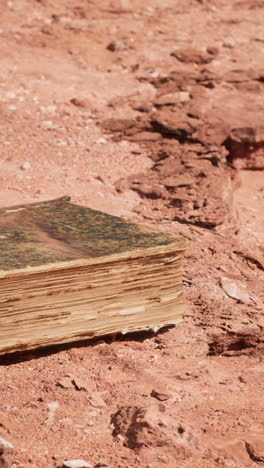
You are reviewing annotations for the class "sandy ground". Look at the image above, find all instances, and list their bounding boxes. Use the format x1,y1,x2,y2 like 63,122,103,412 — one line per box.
0,1,263,467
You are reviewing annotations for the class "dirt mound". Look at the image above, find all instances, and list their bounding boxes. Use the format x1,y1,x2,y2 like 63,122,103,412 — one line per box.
208,329,264,356
111,405,200,463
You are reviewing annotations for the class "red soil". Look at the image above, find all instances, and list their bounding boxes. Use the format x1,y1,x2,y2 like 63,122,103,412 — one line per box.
0,1,263,467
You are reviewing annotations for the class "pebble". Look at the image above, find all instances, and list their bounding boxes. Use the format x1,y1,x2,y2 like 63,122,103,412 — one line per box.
47,401,59,410
146,7,154,16
206,46,219,56
155,91,190,106
96,138,107,144
20,161,31,170
0,437,14,450
71,376,89,392
223,39,235,48
62,460,93,468
116,434,125,442
150,390,171,401
94,463,111,468
57,139,68,146
41,120,55,129
57,377,73,389
107,40,125,52
70,98,90,108
87,392,107,409
220,277,253,304
178,91,190,102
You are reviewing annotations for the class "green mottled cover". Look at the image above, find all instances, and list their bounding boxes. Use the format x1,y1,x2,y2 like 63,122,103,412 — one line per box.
0,197,177,272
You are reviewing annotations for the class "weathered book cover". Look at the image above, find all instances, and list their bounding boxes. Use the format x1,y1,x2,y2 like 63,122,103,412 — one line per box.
0,197,185,354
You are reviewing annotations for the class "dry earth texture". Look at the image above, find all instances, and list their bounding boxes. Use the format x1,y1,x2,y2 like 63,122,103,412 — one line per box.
0,0,263,467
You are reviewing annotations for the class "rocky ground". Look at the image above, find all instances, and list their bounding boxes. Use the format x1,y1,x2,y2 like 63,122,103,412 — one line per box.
0,0,263,467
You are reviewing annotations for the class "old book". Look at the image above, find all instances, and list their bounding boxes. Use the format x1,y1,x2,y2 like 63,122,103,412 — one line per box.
0,197,185,355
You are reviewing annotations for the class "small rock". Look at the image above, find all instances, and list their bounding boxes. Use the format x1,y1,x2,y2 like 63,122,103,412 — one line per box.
116,433,125,443
72,377,89,392
101,118,135,133
238,375,247,384
220,277,253,304
178,91,190,102
224,127,264,170
94,463,111,468
57,377,73,389
131,101,152,112
0,437,14,450
171,47,216,64
150,390,171,401
63,460,93,468
41,120,55,130
155,92,190,107
146,7,154,16
20,161,31,170
151,110,197,138
223,39,235,48
88,392,107,409
95,138,107,144
70,98,90,108
206,46,219,56
107,40,125,52
128,131,161,142
47,401,59,410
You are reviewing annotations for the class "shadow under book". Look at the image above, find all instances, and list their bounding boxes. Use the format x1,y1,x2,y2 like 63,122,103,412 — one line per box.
0,197,185,354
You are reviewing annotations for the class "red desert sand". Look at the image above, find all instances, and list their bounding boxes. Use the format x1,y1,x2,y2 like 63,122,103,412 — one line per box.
0,1,263,467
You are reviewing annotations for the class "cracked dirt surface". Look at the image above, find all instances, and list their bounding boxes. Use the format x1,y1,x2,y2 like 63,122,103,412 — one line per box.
0,1,263,467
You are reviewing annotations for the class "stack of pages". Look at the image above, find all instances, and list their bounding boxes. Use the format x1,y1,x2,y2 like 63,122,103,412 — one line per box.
0,197,185,354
